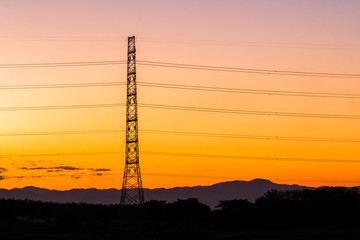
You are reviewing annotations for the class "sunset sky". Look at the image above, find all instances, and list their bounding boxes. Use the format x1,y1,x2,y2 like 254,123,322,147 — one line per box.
1,0,359,190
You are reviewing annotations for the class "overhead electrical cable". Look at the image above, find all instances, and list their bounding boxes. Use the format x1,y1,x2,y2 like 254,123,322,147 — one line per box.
4,172,360,183
0,61,126,68
1,60,359,78
0,82,126,89
138,82,360,99
0,130,124,136
0,151,124,157
137,60,360,78
138,39,360,50
1,36,359,50
0,103,125,111
1,102,359,119
2,151,360,164
1,129,359,143
139,103,360,120
1,81,359,99
141,129,360,142
141,151,360,164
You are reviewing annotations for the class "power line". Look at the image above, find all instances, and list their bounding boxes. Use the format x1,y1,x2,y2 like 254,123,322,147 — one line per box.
138,82,360,99
2,81,359,99
0,61,126,68
137,60,360,78
139,38,360,50
141,151,360,164
0,36,128,42
141,129,360,142
4,172,360,184
1,102,359,120
140,103,360,120
141,172,243,180
0,103,125,111
1,129,359,143
0,151,123,157
2,150,360,164
1,60,359,78
0,129,124,136
93,172,360,184
2,36,359,51
139,38,360,52
142,173,360,184
0,82,125,89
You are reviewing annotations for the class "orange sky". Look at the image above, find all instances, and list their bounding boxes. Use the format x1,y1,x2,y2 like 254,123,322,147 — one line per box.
0,0,360,190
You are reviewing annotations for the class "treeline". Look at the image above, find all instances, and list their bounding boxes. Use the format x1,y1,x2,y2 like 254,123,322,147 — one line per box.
0,187,359,239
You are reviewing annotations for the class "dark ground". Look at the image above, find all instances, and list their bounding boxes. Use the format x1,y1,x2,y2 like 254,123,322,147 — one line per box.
1,187,359,240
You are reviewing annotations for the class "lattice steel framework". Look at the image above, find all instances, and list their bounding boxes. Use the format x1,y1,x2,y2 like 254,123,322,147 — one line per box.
120,36,144,205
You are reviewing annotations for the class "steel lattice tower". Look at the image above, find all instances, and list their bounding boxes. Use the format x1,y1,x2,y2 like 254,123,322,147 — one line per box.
120,36,144,205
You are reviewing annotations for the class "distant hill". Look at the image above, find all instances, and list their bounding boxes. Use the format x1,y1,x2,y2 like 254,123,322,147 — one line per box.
0,179,315,207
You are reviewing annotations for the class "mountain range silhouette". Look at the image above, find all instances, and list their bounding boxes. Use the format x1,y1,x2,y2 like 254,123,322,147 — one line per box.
0,179,327,207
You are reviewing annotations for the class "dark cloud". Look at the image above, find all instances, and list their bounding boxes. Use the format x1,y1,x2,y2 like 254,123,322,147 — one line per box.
19,167,47,170
47,170,63,173
88,168,111,172
0,168,8,174
18,166,111,176
19,166,82,171
54,166,82,171
0,176,24,180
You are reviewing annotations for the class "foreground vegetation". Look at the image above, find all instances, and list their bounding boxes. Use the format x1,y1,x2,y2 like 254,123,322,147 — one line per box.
1,187,359,239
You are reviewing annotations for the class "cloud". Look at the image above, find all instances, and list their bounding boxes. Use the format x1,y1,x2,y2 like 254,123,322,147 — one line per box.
0,168,8,174
19,167,47,170
88,168,111,172
17,166,112,178
19,166,82,171
3,171,108,180
0,175,25,180
54,166,82,171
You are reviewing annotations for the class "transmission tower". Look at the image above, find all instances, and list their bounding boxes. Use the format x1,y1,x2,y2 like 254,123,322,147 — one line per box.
120,36,145,205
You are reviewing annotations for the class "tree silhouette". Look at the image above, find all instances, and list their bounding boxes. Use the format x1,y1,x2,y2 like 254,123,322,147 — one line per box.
1,188,360,239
